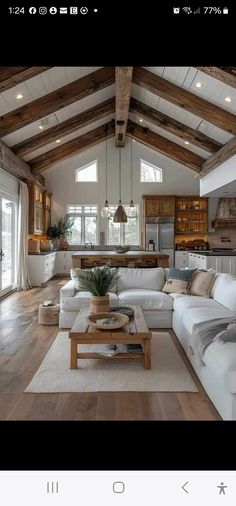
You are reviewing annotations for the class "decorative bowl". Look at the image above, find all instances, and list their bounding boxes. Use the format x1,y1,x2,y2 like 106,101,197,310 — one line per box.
114,245,130,254
88,312,129,330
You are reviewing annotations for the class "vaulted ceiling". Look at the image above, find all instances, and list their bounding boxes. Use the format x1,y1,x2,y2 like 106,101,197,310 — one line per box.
0,66,236,177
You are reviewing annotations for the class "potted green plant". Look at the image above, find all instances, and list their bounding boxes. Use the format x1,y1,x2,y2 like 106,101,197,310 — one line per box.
76,266,119,313
47,216,74,249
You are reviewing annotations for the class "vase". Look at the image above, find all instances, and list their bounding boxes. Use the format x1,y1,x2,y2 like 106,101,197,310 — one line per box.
52,238,60,250
89,295,110,314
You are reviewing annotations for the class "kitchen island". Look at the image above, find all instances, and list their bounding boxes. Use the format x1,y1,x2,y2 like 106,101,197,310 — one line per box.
71,251,169,269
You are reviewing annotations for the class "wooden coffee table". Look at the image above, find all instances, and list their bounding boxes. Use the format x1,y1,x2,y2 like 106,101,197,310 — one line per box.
69,305,152,370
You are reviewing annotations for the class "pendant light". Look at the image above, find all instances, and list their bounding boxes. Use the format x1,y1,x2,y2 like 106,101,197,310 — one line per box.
126,138,136,217
101,126,110,218
113,148,127,223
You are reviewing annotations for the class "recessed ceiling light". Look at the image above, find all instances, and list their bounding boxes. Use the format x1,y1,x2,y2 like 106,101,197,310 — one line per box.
184,141,190,145
55,139,61,143
16,93,24,100
224,96,231,103
132,139,136,143
39,125,44,130
195,82,203,88
139,118,143,123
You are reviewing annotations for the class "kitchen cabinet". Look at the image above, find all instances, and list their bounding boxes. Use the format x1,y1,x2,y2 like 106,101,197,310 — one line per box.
28,182,53,235
56,251,80,275
43,190,52,234
143,196,175,218
28,252,56,286
175,197,208,235
188,253,236,275
175,251,189,268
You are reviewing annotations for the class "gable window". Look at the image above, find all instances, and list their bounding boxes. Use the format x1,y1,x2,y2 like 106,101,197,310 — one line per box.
140,159,163,183
66,204,98,245
107,205,139,245
75,161,97,182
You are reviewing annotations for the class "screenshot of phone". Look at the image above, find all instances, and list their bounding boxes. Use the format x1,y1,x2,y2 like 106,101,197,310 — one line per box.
0,0,235,493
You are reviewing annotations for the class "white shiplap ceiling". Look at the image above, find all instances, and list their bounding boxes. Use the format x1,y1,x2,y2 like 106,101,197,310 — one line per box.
1,66,236,169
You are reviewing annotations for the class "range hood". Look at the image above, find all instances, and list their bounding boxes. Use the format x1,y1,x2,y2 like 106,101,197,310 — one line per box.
213,198,236,228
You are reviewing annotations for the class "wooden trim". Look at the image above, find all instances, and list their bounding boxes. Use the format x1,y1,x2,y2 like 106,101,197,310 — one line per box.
195,66,236,88
130,97,222,153
12,97,115,157
200,135,236,176
127,120,204,172
115,67,133,146
0,67,115,138
133,67,236,135
30,120,115,173
0,67,51,93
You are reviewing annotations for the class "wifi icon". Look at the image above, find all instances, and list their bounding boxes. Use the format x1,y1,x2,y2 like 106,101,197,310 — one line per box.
182,6,192,13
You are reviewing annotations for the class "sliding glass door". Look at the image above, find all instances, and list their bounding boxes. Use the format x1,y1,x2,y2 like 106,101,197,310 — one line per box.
0,193,17,297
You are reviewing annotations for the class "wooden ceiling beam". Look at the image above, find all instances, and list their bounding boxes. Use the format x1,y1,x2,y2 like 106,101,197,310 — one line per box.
0,67,51,93
12,97,115,157
130,97,222,153
115,67,133,147
30,120,115,174
196,67,236,88
133,67,236,135
0,67,115,138
200,135,236,177
127,120,204,172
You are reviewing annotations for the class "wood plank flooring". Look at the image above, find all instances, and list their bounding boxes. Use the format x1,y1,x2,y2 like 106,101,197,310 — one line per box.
0,277,221,420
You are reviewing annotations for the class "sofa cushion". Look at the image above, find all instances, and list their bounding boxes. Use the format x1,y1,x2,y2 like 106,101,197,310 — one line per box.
118,289,173,310
189,270,215,297
211,273,236,311
61,291,118,312
117,267,165,291
182,307,235,335
203,341,236,394
172,295,222,317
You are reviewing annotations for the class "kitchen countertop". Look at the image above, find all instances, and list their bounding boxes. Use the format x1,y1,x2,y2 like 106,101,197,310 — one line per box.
189,250,236,256
28,250,169,256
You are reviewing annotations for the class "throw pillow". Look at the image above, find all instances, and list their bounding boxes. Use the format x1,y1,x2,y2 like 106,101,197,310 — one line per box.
162,268,195,294
70,267,118,293
189,270,216,297
213,323,236,343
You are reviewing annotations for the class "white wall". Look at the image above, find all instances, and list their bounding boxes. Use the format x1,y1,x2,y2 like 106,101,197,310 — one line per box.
200,154,236,196
44,138,199,238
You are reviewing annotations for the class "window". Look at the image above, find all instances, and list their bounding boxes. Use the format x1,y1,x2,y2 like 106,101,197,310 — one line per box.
107,205,139,245
75,161,97,182
140,159,163,183
66,204,98,245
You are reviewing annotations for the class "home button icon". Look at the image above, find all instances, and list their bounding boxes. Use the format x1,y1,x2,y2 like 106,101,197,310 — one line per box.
113,482,125,494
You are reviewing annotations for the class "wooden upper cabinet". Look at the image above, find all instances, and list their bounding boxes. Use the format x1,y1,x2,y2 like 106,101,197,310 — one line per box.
143,196,175,217
43,190,52,234
28,182,52,235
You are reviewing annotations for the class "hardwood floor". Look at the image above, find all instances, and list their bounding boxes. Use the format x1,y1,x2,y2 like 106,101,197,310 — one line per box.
0,277,221,420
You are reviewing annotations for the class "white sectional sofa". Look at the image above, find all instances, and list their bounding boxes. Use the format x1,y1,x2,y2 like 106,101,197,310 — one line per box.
59,267,236,420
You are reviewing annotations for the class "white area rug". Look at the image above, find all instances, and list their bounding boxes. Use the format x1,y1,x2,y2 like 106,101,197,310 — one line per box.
25,332,198,393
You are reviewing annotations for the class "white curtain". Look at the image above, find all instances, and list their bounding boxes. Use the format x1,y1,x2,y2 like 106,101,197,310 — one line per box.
17,181,31,290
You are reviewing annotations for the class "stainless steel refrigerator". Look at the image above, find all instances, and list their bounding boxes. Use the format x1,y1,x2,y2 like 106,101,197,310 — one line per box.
146,217,175,267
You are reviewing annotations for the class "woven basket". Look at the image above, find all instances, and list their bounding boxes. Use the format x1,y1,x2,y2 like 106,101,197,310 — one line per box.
88,312,129,330
38,304,60,325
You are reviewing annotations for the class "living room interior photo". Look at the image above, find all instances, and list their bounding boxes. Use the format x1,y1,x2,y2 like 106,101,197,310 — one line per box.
0,66,236,421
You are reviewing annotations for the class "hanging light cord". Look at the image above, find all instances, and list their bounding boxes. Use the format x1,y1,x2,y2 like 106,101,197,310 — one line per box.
119,147,121,202
130,139,133,202
105,127,108,201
